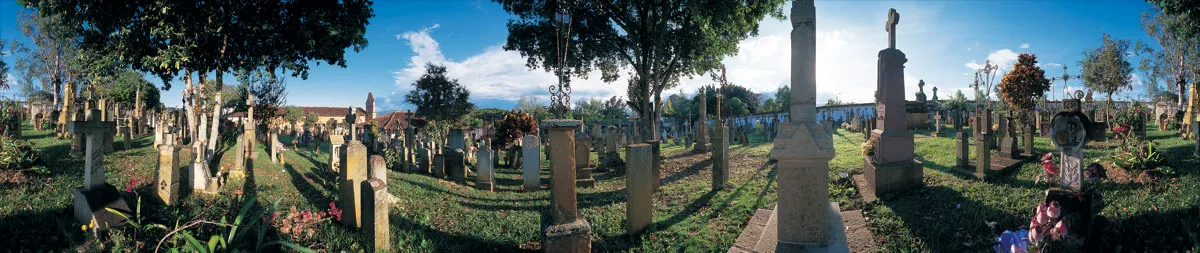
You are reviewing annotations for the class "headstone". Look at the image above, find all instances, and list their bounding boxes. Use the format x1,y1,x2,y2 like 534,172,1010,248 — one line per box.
416,143,431,175
330,135,345,172
695,94,710,152
539,120,591,252
69,108,131,233
369,155,387,184
432,153,445,178
742,2,848,251
575,132,595,188
232,135,247,177
1050,99,1091,191
446,147,466,182
648,140,661,191
863,7,922,196
974,108,993,179
625,143,653,235
270,130,281,164
477,147,495,191
448,128,466,150
157,134,182,205
1023,113,1035,157
711,124,730,190
955,126,969,168
522,135,541,191
361,179,390,251
340,138,368,228
1000,114,1019,158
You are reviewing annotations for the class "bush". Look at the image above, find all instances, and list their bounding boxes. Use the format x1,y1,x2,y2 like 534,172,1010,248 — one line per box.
0,135,39,170
493,110,538,151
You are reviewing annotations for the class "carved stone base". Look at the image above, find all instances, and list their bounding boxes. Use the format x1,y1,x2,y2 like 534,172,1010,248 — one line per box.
863,159,923,196
729,203,849,253
73,184,132,233
541,218,592,253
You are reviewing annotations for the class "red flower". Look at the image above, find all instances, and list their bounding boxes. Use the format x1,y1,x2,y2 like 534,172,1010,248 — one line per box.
125,178,137,193
1042,161,1059,175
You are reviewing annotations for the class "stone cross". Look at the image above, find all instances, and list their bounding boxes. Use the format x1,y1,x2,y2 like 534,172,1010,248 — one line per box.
345,107,358,141
1050,99,1092,191
885,8,900,49
70,109,117,189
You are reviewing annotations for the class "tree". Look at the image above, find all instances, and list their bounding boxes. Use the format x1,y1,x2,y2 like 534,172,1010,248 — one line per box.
998,53,1051,111
493,110,538,151
761,98,780,113
12,8,83,134
1134,41,1168,98
0,40,9,90
30,0,374,164
100,70,161,112
1142,3,1200,108
775,85,791,113
496,0,788,142
517,95,552,120
240,70,289,129
942,90,971,112
1080,34,1134,114
405,63,474,124
727,98,749,116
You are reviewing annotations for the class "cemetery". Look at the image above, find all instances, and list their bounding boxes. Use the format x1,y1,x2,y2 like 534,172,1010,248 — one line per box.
0,0,1197,252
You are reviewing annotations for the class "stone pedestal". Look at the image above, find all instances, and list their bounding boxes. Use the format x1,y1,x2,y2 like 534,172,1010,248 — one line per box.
340,140,368,228
157,139,182,205
369,155,387,184
625,143,653,235
863,159,923,194
1023,124,1035,157
477,148,495,191
539,120,591,253
955,132,970,168
574,133,595,188
711,125,730,190
522,135,541,191
361,179,390,251
974,133,992,179
73,185,132,234
330,135,345,172
231,136,247,178
417,146,431,175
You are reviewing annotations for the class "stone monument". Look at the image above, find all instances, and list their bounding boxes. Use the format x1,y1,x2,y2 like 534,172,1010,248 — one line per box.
539,119,591,252
157,133,182,205
341,107,369,228
863,8,923,196
574,132,595,188
626,143,653,235
70,108,131,233
522,135,541,191
477,146,495,191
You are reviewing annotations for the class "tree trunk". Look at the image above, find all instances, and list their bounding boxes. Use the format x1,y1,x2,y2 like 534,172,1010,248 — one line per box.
184,72,197,143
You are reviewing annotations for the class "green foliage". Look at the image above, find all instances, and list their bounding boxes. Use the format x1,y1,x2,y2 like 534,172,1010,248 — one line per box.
727,98,749,116
775,86,791,112
100,70,160,111
942,90,972,112
1080,34,1133,106
760,98,780,113
283,106,304,123
303,112,319,131
572,96,629,123
516,95,552,121
0,39,8,90
237,70,288,128
405,64,474,124
493,110,538,151
0,135,39,170
1142,2,1200,105
699,84,759,117
1107,138,1165,172
998,53,1051,111
497,0,788,139
662,92,694,121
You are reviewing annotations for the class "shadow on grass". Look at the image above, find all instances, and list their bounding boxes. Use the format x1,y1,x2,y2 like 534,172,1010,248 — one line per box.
390,213,531,252
873,185,1019,252
660,155,712,186
396,176,542,203
284,163,334,207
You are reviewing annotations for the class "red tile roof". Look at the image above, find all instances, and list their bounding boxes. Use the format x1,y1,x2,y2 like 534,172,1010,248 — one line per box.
228,106,356,118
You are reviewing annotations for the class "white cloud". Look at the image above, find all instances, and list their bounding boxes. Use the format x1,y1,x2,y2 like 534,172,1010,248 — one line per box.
1019,43,1030,49
390,24,629,109
964,48,1020,71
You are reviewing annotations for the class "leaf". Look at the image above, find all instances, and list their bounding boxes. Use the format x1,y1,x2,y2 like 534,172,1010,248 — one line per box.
179,231,207,253
207,235,220,252
262,241,317,253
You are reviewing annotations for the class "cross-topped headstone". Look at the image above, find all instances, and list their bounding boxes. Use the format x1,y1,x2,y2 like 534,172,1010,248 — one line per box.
885,8,900,49
70,109,117,189
345,107,358,141
1050,98,1093,191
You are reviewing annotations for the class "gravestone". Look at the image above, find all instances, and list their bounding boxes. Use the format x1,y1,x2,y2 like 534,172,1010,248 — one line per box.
931,114,943,137
1000,113,1018,158
232,135,247,177
330,135,345,172
369,155,387,184
477,147,495,191
432,153,445,178
626,143,653,235
522,135,541,191
1051,100,1091,191
695,94,709,152
974,107,993,179
245,95,257,160
416,143,431,174
1023,113,1035,157
711,123,730,190
446,147,467,183
70,108,131,233
955,125,970,168
340,107,368,229
734,2,848,251
270,130,281,164
157,134,182,205
648,140,662,191
71,109,85,156
863,7,923,196
361,179,390,251
540,120,591,252
575,132,595,188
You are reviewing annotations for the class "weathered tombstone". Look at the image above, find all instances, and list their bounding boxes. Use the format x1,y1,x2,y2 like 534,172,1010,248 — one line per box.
625,143,653,235
417,143,431,174
1023,113,1036,157
711,123,730,190
574,132,595,188
648,140,661,191
1045,95,1100,250
71,109,85,156
361,178,390,251
734,3,848,251
270,129,281,164
863,7,922,196
695,94,710,152
955,124,970,168
329,135,345,172
432,153,445,178
231,135,248,177
477,147,495,191
70,108,131,233
369,155,387,184
522,135,541,191
340,108,368,229
1000,113,1019,158
974,107,993,179
540,120,591,252
446,147,467,182
157,134,182,205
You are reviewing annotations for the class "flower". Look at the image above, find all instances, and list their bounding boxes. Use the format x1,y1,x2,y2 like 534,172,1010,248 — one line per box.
1042,161,1059,175
1051,220,1068,240
125,178,137,193
1041,153,1054,163
1028,226,1042,244
993,229,1030,253
1046,201,1061,220
1036,203,1050,225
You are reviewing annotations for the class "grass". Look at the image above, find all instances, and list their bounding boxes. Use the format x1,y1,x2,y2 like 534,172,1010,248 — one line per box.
0,121,1196,252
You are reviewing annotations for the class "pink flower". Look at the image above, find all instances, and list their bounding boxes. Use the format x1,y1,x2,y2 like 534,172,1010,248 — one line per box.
1041,153,1054,163
1042,162,1059,175
1036,203,1050,225
1029,225,1042,243
1051,220,1068,240
1047,201,1061,220
125,178,137,193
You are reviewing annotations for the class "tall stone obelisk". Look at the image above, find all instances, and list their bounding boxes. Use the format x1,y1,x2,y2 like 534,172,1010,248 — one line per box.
760,0,847,251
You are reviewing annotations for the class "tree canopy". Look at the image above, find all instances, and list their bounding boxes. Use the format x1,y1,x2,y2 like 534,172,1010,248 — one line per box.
495,0,787,141
405,64,474,124
1080,34,1133,107
998,53,1051,111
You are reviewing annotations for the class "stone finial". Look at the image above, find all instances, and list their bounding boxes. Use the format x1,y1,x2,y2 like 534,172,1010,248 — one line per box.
886,8,900,49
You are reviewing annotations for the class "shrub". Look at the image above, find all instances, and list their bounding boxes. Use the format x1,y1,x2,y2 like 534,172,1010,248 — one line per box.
493,110,538,151
0,135,39,170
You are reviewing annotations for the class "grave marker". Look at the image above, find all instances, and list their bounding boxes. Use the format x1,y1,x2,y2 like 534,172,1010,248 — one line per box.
522,135,541,191
69,108,131,233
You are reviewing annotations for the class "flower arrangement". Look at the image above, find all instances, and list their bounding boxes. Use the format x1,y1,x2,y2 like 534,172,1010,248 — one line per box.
993,229,1030,253
1035,153,1058,184
264,202,343,241
1029,201,1069,247
860,137,877,159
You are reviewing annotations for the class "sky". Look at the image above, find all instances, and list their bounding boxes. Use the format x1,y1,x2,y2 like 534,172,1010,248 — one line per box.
0,0,1162,112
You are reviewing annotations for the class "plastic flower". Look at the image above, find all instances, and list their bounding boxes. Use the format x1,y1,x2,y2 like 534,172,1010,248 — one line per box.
1028,225,1041,244
1046,201,1061,220
1036,203,1050,225
125,178,137,193
1051,220,1068,240
1041,153,1054,163
993,229,1030,253
1042,161,1059,175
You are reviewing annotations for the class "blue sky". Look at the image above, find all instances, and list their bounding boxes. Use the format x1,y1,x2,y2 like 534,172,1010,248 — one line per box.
0,0,1161,111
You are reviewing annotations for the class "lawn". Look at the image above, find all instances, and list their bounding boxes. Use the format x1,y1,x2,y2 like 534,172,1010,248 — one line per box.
0,121,1196,252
